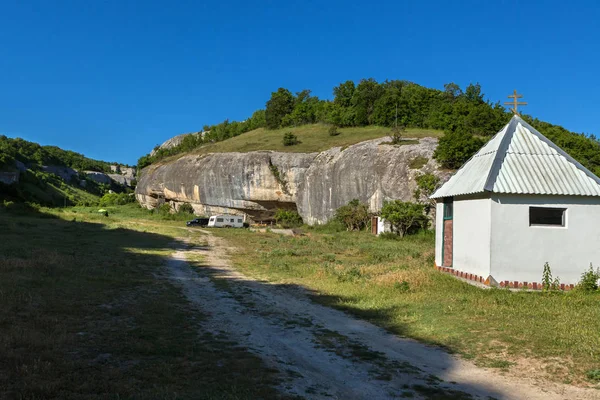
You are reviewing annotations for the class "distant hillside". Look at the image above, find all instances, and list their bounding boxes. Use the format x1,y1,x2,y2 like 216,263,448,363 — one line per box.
138,79,600,177
0,135,130,206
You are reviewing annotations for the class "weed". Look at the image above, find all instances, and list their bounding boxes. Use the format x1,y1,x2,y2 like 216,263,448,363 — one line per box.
408,156,429,169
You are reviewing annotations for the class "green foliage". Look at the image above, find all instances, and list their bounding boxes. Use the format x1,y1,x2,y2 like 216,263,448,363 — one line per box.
268,161,289,195
177,202,194,214
390,125,405,144
274,209,303,228
0,135,117,172
414,173,440,202
134,79,600,180
380,200,428,237
408,156,429,170
157,203,172,214
282,132,300,146
99,192,135,206
541,262,561,292
334,199,372,231
328,125,340,136
587,369,600,382
577,264,600,292
433,130,486,169
266,88,295,129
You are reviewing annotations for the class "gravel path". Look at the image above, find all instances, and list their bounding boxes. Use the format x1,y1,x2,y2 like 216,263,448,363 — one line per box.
166,230,598,400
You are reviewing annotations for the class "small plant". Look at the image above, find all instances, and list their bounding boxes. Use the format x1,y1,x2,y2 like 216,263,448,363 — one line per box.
328,125,340,136
158,203,172,214
541,262,561,291
178,202,194,214
274,209,303,228
577,264,600,292
283,132,300,146
268,160,290,195
390,125,406,145
394,281,410,292
586,369,600,382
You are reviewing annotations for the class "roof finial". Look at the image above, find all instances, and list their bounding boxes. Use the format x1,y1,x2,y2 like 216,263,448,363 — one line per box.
504,89,527,116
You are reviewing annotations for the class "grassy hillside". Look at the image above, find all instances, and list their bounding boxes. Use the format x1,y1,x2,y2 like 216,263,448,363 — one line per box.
155,124,442,164
0,135,131,207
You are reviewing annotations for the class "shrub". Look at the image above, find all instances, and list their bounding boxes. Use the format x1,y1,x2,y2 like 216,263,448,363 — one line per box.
157,203,172,214
283,132,300,146
334,199,371,231
390,125,406,144
541,262,561,291
433,130,485,169
274,209,303,228
178,202,194,214
328,125,340,136
577,264,600,292
380,200,428,237
587,369,600,382
99,192,135,206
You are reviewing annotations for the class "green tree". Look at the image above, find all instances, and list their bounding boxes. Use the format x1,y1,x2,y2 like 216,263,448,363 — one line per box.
380,200,428,237
334,199,371,231
265,88,295,129
433,131,485,169
282,132,300,146
351,78,384,126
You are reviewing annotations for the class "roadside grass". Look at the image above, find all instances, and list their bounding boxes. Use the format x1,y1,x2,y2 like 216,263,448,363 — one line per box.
154,124,442,165
0,206,287,399
212,228,600,386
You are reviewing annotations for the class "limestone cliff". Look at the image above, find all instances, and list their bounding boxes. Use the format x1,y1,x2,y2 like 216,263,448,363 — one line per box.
136,137,446,224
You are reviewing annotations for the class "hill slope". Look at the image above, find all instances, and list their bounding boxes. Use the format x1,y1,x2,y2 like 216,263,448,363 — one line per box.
0,135,128,206
150,124,443,165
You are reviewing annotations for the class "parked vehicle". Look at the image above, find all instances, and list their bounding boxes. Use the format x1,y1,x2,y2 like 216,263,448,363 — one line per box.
186,218,209,227
207,214,244,228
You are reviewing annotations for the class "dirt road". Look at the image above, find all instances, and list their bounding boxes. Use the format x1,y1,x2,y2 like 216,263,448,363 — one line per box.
167,231,598,400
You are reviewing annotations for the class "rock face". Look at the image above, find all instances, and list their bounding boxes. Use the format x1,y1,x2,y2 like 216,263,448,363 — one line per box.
136,137,446,224
150,132,204,156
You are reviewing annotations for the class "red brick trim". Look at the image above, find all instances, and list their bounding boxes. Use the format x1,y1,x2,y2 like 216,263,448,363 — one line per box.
434,264,575,291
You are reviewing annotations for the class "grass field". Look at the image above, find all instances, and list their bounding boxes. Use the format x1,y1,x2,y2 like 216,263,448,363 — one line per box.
0,204,287,399
212,227,600,387
155,124,443,164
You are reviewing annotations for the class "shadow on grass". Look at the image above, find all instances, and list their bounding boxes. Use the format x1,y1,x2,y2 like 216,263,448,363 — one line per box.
186,248,508,400
0,205,287,400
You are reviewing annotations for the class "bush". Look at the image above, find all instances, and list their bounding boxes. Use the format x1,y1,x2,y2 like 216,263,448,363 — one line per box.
283,132,300,146
577,264,600,292
157,203,172,214
433,130,485,169
274,209,303,228
328,125,340,136
334,199,371,231
178,202,194,214
380,200,428,237
390,125,405,144
99,192,135,206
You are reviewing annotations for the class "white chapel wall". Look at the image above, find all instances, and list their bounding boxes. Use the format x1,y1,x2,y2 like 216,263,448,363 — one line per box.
490,194,600,284
452,196,492,278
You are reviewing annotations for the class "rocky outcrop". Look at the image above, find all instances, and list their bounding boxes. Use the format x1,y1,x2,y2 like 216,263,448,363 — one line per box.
136,137,447,224
150,131,205,156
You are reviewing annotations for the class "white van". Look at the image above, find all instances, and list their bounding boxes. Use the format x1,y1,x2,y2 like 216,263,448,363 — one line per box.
207,214,245,228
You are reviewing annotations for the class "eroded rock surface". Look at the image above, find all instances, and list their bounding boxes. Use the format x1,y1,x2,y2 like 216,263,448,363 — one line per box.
136,137,446,223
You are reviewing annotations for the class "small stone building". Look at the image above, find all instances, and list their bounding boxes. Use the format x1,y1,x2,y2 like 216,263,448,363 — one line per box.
431,115,600,288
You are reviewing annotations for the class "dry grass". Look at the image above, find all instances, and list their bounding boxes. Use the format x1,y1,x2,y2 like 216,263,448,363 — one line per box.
154,124,442,165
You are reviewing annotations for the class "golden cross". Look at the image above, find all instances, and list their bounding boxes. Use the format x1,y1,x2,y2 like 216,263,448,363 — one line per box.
504,89,527,115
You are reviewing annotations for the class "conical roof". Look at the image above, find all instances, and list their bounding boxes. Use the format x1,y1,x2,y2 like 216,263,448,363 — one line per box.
431,116,600,199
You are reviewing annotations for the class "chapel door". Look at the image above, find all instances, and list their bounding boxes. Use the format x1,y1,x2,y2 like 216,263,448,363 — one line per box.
442,198,453,267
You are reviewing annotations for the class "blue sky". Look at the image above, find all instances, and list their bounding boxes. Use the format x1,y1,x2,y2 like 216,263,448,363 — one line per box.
1,0,599,165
